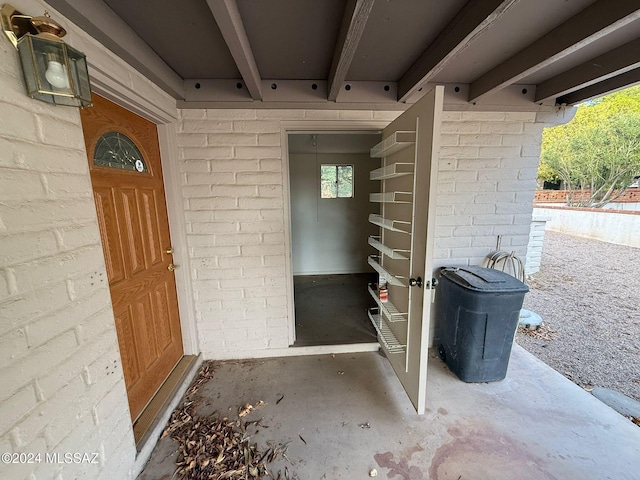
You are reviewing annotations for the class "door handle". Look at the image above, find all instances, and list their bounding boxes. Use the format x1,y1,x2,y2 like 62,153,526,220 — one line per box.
409,277,423,288
168,263,180,272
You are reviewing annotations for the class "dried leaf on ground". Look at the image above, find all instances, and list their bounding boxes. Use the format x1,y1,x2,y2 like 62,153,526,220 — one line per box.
239,400,265,418
163,362,296,480
239,403,254,418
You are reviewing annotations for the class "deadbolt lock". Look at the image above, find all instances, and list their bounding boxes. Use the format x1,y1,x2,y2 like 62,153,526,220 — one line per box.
166,247,174,255
409,277,439,289
424,278,439,289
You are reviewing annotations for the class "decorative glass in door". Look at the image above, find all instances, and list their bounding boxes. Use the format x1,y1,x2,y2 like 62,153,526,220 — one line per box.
93,131,148,173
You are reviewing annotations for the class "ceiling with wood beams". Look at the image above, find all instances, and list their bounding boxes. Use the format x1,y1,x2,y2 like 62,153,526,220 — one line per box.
47,0,640,109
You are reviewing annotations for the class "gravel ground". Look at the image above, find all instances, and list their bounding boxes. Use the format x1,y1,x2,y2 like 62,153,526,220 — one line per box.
515,230,640,403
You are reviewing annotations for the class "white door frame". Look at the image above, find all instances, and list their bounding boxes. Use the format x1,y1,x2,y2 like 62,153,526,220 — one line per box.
280,120,392,347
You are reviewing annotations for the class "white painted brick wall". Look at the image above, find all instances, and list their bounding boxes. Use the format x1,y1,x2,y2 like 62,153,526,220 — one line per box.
429,111,560,343
525,215,551,275
178,109,386,358
177,108,555,358
433,111,545,270
0,39,135,479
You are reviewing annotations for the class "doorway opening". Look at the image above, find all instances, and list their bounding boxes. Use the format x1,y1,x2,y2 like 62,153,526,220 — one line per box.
287,132,382,347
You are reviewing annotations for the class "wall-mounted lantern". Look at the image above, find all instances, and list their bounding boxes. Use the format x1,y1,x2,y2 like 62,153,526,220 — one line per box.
1,4,92,107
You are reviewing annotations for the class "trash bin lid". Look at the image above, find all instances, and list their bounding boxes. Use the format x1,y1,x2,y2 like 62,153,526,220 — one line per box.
439,266,529,293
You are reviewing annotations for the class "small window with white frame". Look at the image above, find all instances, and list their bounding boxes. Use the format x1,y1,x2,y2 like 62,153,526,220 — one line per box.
320,164,354,198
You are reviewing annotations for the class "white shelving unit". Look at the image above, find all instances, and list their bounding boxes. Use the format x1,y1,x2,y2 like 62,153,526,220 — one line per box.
370,163,414,180
368,236,409,260
367,129,417,361
370,131,416,158
368,214,411,234
367,308,406,353
369,191,412,203
367,256,407,287
367,284,408,322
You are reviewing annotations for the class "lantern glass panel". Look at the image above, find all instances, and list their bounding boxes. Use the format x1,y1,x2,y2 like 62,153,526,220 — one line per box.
17,35,44,97
15,34,92,107
66,44,92,107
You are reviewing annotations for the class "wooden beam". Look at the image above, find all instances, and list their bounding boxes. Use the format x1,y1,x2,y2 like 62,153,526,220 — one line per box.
469,0,640,102
535,38,640,102
45,0,185,99
327,0,376,101
179,80,560,113
557,68,640,105
398,0,518,102
206,0,263,100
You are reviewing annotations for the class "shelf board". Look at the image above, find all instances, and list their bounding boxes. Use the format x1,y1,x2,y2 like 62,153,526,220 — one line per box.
369,191,412,204
368,236,409,260
367,256,407,287
370,131,416,158
368,214,411,234
370,163,414,180
368,309,406,354
367,284,408,322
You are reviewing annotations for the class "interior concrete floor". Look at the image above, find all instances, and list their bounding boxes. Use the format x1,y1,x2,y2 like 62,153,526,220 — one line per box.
293,273,377,347
138,345,640,480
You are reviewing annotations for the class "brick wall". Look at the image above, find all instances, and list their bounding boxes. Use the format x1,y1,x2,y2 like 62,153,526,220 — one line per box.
525,215,551,275
430,111,546,342
177,109,550,358
433,111,544,268
0,36,135,480
177,110,399,358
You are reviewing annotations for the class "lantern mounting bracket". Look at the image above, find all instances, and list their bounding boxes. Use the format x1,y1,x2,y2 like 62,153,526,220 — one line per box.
1,4,63,48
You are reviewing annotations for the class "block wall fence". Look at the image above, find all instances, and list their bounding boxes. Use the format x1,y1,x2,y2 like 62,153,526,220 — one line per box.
534,189,640,204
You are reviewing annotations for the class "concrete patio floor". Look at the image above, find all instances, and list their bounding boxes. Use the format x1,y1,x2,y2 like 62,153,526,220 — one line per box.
138,345,640,480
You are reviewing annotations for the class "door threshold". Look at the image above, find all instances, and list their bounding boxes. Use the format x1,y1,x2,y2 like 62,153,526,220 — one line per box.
133,354,200,448
288,342,380,356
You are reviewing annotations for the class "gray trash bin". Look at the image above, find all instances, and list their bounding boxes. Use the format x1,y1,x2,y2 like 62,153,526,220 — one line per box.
436,266,528,382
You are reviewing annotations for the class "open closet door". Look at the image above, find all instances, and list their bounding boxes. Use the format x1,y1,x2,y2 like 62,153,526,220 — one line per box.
367,86,443,414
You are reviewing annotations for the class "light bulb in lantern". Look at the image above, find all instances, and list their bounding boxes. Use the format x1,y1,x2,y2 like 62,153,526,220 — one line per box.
45,60,69,89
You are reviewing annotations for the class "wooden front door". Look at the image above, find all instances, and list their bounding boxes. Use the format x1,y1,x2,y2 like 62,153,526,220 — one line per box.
81,94,183,420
